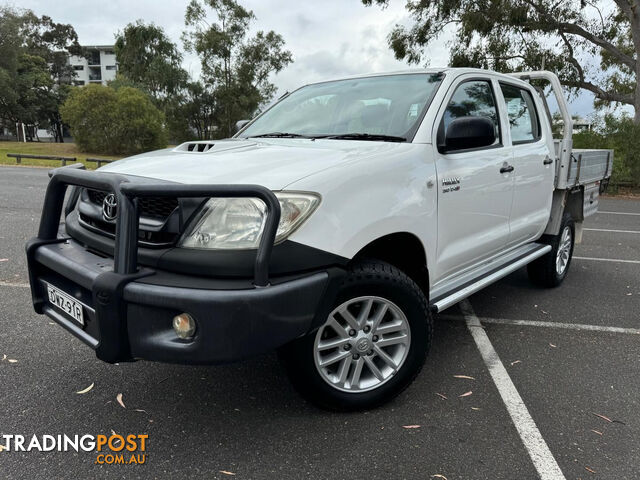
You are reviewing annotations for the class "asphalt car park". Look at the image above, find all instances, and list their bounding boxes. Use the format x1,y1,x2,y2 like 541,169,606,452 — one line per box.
0,165,638,479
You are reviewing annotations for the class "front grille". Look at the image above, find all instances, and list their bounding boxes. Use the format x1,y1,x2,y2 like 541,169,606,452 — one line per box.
79,214,179,245
87,189,179,220
81,188,180,247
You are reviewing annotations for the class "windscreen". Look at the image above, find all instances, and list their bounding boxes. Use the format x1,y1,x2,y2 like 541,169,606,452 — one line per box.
240,73,444,141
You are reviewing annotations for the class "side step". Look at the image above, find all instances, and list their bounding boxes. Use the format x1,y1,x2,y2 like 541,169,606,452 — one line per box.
430,243,552,313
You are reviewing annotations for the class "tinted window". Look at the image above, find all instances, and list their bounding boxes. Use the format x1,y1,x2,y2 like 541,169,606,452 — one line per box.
500,84,540,143
442,80,500,147
240,74,443,140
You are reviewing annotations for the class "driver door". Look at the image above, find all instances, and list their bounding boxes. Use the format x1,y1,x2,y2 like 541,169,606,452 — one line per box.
432,78,514,283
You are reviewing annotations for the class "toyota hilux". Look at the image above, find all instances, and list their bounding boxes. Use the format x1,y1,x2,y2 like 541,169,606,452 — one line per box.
26,69,612,410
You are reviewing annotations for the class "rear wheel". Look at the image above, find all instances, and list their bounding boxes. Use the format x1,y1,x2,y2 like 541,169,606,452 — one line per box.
527,212,575,287
279,260,432,411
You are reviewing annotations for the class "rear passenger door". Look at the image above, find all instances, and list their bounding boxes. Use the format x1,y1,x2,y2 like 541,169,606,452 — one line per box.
433,77,514,282
498,83,554,247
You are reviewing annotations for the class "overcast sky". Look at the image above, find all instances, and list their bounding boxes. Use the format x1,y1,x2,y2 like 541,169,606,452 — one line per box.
12,0,601,117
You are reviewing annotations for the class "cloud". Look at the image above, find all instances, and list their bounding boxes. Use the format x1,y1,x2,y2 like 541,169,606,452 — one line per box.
15,0,603,114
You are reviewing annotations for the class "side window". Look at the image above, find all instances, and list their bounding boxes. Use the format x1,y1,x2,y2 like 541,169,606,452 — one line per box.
499,84,541,144
440,80,500,150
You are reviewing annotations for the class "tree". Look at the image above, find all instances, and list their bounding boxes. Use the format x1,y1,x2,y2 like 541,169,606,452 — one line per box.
363,0,640,124
183,0,293,137
114,21,193,142
114,21,189,102
171,81,219,141
61,84,168,155
0,7,82,141
573,114,640,187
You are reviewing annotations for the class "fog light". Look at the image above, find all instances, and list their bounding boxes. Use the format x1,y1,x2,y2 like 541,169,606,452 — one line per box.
172,313,196,339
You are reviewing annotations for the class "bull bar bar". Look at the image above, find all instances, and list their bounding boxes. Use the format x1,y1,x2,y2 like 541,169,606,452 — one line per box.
32,164,282,287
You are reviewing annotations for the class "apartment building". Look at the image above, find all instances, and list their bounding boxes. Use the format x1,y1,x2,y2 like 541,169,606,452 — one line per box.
68,45,118,86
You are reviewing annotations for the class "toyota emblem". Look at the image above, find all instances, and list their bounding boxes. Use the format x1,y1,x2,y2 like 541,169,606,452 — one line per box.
102,193,117,221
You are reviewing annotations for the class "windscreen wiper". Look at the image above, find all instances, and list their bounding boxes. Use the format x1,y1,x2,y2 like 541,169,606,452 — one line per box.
248,132,312,139
322,133,407,142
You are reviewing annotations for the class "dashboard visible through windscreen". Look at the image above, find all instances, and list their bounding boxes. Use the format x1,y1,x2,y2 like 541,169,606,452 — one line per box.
239,73,444,141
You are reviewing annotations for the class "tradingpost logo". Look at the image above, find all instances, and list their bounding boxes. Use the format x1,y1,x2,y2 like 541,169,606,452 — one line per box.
0,433,148,465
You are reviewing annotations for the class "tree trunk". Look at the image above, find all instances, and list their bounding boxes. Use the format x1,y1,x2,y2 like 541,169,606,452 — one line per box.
629,1,640,124
635,73,640,125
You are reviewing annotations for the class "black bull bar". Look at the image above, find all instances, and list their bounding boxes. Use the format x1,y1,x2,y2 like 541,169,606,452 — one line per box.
25,164,282,362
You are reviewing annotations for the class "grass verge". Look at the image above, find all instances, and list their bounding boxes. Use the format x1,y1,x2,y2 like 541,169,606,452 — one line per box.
0,141,122,169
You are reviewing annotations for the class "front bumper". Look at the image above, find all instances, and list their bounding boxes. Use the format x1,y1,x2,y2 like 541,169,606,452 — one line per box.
25,166,343,364
27,237,337,364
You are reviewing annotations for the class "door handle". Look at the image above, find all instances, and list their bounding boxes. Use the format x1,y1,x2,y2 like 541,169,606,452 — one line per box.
543,157,553,165
500,165,514,173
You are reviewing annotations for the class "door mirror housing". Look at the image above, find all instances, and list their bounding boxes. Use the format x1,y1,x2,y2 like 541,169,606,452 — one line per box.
442,116,496,152
235,119,250,133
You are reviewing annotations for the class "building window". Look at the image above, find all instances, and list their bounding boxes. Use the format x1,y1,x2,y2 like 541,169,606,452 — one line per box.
89,50,101,65
88,66,102,81
73,80,86,86
106,65,117,71
73,65,84,71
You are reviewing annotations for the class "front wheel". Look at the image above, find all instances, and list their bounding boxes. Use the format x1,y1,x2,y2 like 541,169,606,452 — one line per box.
279,261,432,411
527,212,575,288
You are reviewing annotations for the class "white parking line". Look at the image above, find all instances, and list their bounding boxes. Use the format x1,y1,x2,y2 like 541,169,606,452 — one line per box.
598,211,640,216
584,228,640,234
461,299,566,480
573,256,640,265
0,281,30,288
474,317,640,335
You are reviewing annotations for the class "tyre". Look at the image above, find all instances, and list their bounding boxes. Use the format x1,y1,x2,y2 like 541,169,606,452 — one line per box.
527,212,575,288
279,260,432,411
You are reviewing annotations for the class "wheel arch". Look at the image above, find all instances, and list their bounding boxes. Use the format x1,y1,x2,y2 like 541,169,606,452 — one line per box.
544,188,584,236
351,232,430,299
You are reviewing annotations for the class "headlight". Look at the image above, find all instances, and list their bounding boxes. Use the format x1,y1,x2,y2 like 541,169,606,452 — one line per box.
178,192,320,250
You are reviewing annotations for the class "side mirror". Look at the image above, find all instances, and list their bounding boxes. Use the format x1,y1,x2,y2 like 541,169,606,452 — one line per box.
442,116,495,152
235,119,250,133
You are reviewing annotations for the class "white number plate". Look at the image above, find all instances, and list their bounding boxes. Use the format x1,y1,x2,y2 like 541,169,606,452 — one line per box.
46,283,84,326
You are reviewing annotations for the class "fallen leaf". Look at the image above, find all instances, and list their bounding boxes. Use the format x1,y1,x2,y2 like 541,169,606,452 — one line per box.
585,466,596,474
549,343,557,348
453,375,475,380
76,383,94,395
471,407,481,411
116,393,126,409
219,471,236,476
435,393,448,400
1,354,6,361
8,359,17,363
431,475,448,480
134,409,147,413
626,293,632,296
459,391,473,398
0,259,8,262
510,360,521,366
592,412,612,423
0,444,5,452
541,310,549,314
402,425,421,429
591,430,603,435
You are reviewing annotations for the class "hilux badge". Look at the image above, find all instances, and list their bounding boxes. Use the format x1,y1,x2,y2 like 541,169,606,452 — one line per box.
102,193,118,221
442,177,461,193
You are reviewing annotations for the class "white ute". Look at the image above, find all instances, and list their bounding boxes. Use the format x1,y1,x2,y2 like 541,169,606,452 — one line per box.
27,69,613,410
